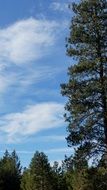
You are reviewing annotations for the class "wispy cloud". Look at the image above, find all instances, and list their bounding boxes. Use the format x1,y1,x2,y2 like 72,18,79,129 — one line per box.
37,135,65,142
0,74,13,93
18,66,62,88
0,18,58,65
0,148,72,155
0,102,64,143
50,2,69,12
0,17,65,95
0,65,64,97
17,147,72,155
45,148,72,154
0,150,34,155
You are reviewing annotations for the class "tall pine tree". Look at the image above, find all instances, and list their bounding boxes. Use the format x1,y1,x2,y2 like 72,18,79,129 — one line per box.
29,151,54,190
61,0,107,161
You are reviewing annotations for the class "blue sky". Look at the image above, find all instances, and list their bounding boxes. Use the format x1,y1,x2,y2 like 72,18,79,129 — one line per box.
0,0,77,167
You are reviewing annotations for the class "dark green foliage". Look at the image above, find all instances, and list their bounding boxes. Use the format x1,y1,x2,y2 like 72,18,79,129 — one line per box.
0,150,106,190
66,169,88,190
52,161,68,190
0,150,21,190
51,161,61,190
64,154,88,172
20,152,68,190
64,154,107,190
63,155,88,190
87,166,107,190
29,151,54,190
61,0,107,160
20,168,34,190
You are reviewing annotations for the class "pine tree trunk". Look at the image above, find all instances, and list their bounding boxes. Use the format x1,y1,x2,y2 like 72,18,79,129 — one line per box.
100,62,107,146
100,60,107,146
97,32,107,146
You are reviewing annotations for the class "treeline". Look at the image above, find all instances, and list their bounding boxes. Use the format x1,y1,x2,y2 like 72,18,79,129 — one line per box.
0,150,107,190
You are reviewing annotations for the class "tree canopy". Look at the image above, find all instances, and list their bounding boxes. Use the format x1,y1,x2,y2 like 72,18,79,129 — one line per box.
61,0,107,161
0,150,21,190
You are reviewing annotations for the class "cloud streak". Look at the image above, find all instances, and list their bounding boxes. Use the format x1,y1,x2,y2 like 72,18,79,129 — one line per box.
0,102,64,143
50,2,68,12
45,148,72,154
0,18,58,65
0,18,64,95
0,148,72,155
36,135,65,142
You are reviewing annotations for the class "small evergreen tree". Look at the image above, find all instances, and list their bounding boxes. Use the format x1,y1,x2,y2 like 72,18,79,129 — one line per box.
52,161,68,190
0,150,21,190
64,155,89,190
30,151,54,190
20,169,34,190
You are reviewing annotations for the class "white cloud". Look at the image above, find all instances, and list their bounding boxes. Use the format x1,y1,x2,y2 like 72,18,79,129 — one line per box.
50,2,68,12
18,134,66,144
0,150,34,154
0,71,20,93
18,66,61,87
0,148,71,155
37,135,65,142
0,102,64,143
0,147,72,155
0,74,12,92
0,18,58,65
45,148,72,153
0,18,65,95
0,65,63,95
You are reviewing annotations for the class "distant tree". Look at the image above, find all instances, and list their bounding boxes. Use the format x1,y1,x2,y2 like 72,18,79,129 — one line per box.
62,156,107,190
66,169,89,190
61,0,107,161
86,165,107,190
20,169,34,190
29,151,54,190
11,150,22,179
0,150,21,190
64,153,88,172
52,161,68,190
51,161,60,190
63,154,89,190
